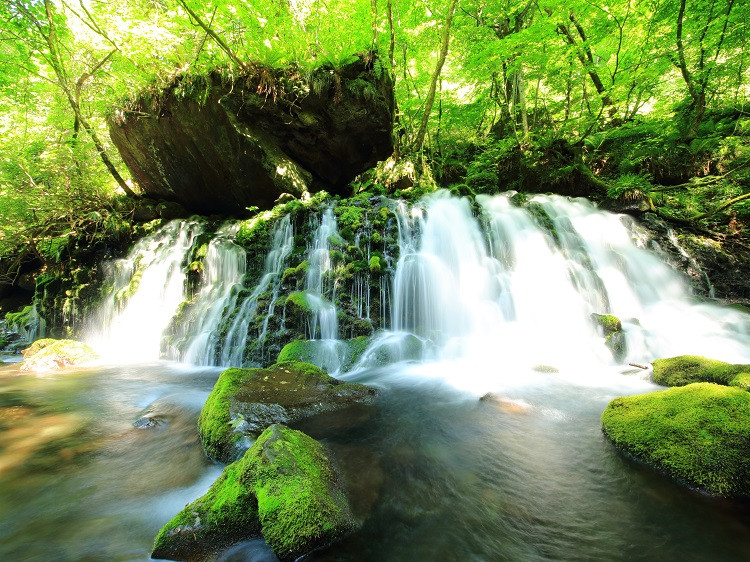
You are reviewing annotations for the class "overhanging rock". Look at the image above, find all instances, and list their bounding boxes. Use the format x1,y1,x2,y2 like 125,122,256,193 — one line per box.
109,55,395,214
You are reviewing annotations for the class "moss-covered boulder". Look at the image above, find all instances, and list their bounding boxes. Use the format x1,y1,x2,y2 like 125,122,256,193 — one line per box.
199,361,377,463
109,55,395,215
591,313,626,361
276,337,370,372
602,383,750,496
19,338,98,373
153,424,355,561
652,355,750,389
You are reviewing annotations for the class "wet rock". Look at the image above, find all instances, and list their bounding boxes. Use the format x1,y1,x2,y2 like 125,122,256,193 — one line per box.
133,416,166,429
591,313,627,361
20,338,98,373
638,213,750,304
152,424,356,561
109,56,395,215
199,361,378,463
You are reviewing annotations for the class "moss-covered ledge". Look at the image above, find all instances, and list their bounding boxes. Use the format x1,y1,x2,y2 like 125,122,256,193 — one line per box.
152,424,356,561
652,355,750,389
198,361,377,463
602,382,750,497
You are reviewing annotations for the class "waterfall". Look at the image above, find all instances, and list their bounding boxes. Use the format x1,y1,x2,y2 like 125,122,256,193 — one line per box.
219,215,293,367
172,224,246,365
304,208,340,340
354,191,750,391
86,220,203,362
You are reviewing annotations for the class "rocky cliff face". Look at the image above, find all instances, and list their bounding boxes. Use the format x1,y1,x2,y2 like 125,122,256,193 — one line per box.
109,56,395,215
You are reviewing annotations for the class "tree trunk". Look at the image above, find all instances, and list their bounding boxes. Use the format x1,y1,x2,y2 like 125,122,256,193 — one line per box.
43,0,135,197
412,0,459,153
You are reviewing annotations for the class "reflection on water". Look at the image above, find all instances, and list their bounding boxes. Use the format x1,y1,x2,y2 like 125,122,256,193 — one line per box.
0,361,223,561
2,361,750,561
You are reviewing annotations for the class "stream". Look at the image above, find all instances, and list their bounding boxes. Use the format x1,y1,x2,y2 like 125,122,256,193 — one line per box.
2,359,750,561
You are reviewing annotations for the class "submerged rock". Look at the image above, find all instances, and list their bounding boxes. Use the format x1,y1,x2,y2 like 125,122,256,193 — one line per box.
602,383,750,497
19,338,98,373
479,393,532,415
152,424,355,561
652,355,750,389
109,55,395,215
198,361,377,463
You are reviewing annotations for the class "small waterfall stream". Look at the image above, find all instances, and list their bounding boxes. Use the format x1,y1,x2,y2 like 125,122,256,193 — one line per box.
85,220,204,363
219,215,294,367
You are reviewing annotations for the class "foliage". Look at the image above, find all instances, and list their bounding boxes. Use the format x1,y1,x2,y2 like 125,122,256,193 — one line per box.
602,383,750,497
1,0,749,268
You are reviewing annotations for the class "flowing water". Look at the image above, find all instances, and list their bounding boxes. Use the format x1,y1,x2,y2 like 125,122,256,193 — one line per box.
3,191,750,561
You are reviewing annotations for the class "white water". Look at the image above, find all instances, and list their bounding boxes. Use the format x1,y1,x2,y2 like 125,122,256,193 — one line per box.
86,220,203,363
82,193,750,390
355,191,750,395
173,224,246,365
304,208,340,340
220,215,293,366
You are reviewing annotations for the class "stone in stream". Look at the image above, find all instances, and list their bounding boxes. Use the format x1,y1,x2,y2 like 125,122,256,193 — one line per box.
19,338,98,373
602,382,750,497
198,361,378,463
152,424,356,562
651,354,750,389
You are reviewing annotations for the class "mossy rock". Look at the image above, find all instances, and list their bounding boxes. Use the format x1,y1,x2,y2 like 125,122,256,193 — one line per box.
19,339,98,373
153,424,355,561
281,260,308,286
652,355,750,388
602,383,750,497
21,338,58,358
591,313,626,362
276,337,370,372
198,361,377,463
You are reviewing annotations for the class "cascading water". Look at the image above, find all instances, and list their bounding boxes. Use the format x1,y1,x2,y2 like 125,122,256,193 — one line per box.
170,224,246,365
219,215,293,367
354,191,750,393
86,220,203,363
305,208,340,340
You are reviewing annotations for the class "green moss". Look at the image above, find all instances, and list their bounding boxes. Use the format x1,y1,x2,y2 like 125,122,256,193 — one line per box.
368,256,383,275
151,458,261,560
22,338,57,357
652,355,750,388
602,383,750,496
244,425,356,559
5,305,34,332
153,424,354,561
282,260,308,285
20,339,98,372
198,366,258,462
591,313,622,335
285,291,312,327
199,362,377,463
276,337,370,371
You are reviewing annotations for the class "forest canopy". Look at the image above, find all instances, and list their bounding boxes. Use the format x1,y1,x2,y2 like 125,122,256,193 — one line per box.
0,0,748,276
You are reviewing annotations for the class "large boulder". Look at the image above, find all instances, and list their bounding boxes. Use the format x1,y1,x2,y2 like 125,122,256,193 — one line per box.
20,338,98,373
109,55,395,214
152,424,356,561
198,361,377,463
652,355,750,389
602,383,750,497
